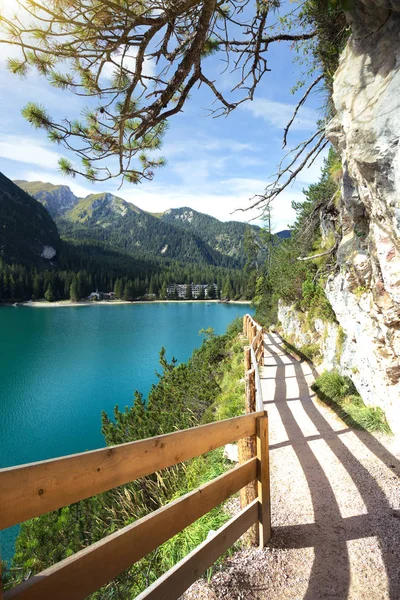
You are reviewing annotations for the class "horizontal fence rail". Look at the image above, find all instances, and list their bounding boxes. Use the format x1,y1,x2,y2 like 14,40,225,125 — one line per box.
137,500,259,600
0,412,262,531
1,409,270,600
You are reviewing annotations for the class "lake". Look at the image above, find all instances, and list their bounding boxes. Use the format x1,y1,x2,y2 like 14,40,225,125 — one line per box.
0,301,252,562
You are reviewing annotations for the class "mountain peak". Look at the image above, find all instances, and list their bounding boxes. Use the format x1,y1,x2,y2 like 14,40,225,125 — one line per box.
15,180,78,218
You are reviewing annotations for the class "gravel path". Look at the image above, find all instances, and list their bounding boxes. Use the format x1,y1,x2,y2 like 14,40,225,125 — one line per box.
183,332,400,599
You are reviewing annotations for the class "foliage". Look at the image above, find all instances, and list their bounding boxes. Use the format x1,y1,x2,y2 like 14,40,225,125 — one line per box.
298,0,350,87
3,320,247,596
0,172,60,268
0,1,317,184
298,343,321,361
254,148,339,327
312,371,392,434
301,274,336,323
335,326,346,362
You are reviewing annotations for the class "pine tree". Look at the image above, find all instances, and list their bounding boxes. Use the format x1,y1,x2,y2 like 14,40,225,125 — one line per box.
69,277,80,302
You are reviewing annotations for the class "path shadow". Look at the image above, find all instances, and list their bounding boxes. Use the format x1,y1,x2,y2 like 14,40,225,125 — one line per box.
263,332,400,599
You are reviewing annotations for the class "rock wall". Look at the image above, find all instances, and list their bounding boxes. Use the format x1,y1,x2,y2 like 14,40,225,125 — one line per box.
277,298,398,429
281,2,400,433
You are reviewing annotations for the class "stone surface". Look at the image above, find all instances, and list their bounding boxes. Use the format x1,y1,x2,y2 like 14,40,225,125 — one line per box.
316,0,400,434
223,444,239,463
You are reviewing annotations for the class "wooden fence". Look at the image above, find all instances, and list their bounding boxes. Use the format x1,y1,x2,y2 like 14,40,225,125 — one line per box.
1,407,270,599
238,314,266,544
243,314,264,412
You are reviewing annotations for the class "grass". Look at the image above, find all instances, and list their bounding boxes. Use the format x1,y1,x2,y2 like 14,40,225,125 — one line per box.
335,326,345,363
298,343,321,361
282,338,321,363
312,371,392,434
156,332,247,578
202,338,246,423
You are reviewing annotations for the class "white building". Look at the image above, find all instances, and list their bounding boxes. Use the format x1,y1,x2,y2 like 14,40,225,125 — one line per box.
166,283,218,299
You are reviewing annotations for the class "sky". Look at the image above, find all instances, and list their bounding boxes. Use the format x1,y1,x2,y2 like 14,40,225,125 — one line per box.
0,0,328,232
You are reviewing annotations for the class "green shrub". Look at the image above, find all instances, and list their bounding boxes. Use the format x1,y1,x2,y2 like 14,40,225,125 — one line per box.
313,370,356,401
5,323,248,597
312,371,391,434
298,343,321,361
335,326,345,362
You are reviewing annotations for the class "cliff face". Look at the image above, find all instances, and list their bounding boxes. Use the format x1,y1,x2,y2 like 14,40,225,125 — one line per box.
326,1,400,433
280,2,400,433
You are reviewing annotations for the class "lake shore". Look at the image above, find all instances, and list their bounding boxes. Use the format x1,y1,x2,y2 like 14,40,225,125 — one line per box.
20,299,252,308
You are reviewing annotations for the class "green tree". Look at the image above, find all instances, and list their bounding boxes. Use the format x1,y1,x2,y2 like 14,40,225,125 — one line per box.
1,1,329,188
69,277,80,302
159,282,167,299
185,284,193,300
44,284,55,302
114,278,124,299
32,273,42,300
123,281,135,301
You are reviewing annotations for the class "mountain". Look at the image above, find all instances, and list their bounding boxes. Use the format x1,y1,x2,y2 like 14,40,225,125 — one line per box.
159,207,261,264
15,181,260,267
14,180,79,218
14,179,291,268
0,173,60,267
276,229,291,239
57,192,235,266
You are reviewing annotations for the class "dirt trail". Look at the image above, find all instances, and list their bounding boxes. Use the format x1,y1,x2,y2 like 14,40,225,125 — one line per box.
184,332,400,599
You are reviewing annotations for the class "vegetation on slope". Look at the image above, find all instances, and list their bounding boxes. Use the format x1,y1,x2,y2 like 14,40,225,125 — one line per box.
2,319,247,597
312,371,392,434
16,180,262,269
0,173,60,267
254,148,339,327
14,180,79,218
1,174,256,303
160,207,264,266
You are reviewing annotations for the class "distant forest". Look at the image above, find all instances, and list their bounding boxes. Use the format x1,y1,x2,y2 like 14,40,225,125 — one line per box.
0,241,255,303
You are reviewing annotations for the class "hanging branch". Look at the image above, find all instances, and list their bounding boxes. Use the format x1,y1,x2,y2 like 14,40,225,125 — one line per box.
282,73,324,148
0,0,317,184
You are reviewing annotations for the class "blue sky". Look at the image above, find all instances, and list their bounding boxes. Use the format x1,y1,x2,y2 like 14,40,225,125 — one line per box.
0,0,328,232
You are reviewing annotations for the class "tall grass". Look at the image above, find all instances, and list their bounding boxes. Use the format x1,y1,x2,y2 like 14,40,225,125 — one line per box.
312,371,391,434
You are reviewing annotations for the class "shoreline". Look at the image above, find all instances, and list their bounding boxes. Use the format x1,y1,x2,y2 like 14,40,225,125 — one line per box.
17,299,252,308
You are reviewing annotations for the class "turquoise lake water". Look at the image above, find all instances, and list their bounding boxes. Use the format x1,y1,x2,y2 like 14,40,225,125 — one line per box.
0,302,252,563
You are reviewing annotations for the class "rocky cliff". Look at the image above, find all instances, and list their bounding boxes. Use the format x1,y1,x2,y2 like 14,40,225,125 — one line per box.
280,1,400,434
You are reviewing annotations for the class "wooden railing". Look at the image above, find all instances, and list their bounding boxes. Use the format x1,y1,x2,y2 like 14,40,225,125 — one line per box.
243,314,264,412
1,411,271,600
238,315,266,544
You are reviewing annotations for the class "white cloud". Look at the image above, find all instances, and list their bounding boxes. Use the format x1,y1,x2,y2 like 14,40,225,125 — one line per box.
104,174,302,231
242,98,318,131
162,135,254,159
0,136,61,169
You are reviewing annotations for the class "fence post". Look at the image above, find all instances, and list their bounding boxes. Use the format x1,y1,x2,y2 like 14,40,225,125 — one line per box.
257,412,271,548
238,367,258,544
246,368,256,414
244,346,251,371
243,315,247,336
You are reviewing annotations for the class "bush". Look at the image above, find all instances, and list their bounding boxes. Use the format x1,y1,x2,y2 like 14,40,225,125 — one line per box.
5,321,248,597
312,371,391,434
313,370,356,400
299,343,321,361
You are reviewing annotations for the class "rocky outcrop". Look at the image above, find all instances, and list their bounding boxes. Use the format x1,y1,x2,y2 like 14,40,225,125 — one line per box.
323,1,400,432
15,181,79,218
